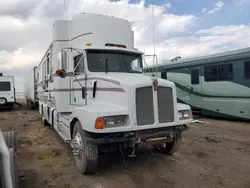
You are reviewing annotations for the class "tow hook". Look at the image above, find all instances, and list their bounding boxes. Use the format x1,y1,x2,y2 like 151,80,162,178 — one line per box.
128,141,136,158
128,147,136,158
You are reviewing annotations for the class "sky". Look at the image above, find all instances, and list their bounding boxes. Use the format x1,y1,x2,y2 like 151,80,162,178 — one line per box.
0,0,249,92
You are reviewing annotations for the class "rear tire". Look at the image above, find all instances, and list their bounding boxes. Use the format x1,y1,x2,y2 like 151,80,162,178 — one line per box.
27,100,35,110
27,100,30,109
2,131,17,151
155,131,182,155
30,101,35,110
73,121,98,174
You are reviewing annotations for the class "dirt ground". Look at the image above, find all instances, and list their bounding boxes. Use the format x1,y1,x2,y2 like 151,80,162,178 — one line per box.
1,100,250,188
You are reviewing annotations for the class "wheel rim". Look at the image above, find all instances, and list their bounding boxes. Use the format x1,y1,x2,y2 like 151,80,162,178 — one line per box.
74,132,84,167
0,99,5,104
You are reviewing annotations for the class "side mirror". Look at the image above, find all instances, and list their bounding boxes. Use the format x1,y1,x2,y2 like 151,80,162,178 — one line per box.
61,51,68,69
131,66,142,73
82,87,86,99
56,69,66,78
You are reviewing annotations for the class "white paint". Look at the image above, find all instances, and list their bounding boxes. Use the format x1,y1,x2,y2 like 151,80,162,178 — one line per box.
29,13,191,143
24,67,37,103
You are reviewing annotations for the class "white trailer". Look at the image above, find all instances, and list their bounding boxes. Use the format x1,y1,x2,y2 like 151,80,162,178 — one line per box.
24,67,38,109
36,13,193,174
0,75,15,108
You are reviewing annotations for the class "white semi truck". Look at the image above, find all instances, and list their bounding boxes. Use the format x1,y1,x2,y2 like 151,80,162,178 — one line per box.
24,67,38,109
0,74,16,108
35,13,193,174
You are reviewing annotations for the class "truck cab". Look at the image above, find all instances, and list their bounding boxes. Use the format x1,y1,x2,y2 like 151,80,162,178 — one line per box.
37,13,193,174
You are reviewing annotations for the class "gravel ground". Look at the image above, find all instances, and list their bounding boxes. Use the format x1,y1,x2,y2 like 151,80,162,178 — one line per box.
1,101,250,188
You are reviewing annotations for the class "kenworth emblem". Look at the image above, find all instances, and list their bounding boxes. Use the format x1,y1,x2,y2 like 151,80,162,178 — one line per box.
153,78,158,91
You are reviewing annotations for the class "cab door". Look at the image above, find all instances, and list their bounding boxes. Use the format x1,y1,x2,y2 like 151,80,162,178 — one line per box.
71,53,87,106
189,67,202,109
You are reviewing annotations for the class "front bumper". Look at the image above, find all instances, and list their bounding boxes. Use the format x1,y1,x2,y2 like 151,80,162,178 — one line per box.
87,125,188,145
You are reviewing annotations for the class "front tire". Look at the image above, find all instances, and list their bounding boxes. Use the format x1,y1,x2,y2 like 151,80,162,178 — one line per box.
155,131,182,155
73,121,98,174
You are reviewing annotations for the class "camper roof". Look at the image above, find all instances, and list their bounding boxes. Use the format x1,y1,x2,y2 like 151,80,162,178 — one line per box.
147,47,250,70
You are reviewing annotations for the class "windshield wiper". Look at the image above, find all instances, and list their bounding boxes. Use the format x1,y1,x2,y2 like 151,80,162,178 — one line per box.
131,68,142,73
123,55,130,73
105,58,108,73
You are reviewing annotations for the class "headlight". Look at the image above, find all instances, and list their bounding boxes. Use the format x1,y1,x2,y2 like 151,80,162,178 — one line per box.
104,115,126,128
178,110,192,120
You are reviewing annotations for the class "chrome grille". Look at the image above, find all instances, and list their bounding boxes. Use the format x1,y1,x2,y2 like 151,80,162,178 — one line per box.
136,87,154,126
157,86,174,123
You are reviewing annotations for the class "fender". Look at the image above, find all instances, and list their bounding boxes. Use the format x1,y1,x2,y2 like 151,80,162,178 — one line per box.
71,102,128,133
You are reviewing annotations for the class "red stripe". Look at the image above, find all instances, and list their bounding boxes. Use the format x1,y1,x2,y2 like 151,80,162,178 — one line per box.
42,88,125,92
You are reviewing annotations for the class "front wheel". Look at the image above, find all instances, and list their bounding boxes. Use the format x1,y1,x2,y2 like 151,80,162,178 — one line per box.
155,131,182,155
73,121,98,174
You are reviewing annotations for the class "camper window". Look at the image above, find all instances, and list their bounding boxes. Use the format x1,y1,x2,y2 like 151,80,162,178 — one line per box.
205,63,233,82
218,63,233,81
47,54,50,76
37,73,39,82
74,54,84,73
161,72,167,79
244,61,250,79
0,82,11,91
205,65,218,82
191,69,199,85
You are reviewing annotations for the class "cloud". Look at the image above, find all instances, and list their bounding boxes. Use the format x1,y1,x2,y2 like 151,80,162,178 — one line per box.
0,0,196,71
235,0,249,5
202,1,224,15
0,0,39,19
197,25,250,35
154,24,250,63
0,0,248,92
201,8,208,13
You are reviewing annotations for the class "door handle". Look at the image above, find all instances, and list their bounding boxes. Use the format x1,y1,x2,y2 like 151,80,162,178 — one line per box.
82,87,86,99
189,87,193,95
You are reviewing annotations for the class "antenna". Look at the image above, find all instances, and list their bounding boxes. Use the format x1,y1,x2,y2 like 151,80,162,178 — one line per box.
64,0,69,20
152,5,156,58
246,31,248,48
152,1,158,74
152,3,156,76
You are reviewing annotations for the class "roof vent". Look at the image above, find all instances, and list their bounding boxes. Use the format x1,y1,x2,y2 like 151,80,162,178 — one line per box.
171,56,182,62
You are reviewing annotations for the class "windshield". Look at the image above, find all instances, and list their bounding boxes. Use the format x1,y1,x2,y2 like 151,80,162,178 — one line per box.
87,50,143,73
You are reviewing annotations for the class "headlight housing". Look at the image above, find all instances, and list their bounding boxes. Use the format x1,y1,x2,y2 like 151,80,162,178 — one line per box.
104,115,127,128
178,110,192,120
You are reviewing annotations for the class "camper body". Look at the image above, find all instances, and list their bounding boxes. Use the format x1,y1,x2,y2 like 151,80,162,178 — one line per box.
0,76,15,107
144,48,250,120
24,67,38,109
36,13,192,173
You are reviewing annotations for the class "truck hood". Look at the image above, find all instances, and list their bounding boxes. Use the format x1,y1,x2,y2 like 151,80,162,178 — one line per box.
88,73,174,87
177,103,191,111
